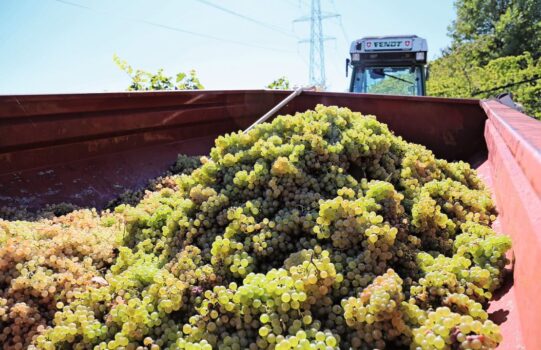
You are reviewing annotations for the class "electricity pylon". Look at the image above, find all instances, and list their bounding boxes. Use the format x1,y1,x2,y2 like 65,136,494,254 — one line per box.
294,0,339,88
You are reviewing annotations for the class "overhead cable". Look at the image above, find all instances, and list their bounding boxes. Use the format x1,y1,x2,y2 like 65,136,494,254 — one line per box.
54,0,295,53
194,0,298,39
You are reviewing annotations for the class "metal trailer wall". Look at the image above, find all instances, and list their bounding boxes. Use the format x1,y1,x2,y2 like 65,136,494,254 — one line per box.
0,90,486,209
480,100,541,350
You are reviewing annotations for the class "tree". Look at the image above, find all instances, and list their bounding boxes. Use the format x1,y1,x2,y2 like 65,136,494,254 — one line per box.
427,0,541,119
266,76,291,90
427,37,494,97
428,52,541,119
449,0,511,41
493,1,541,58
113,54,204,91
449,0,541,58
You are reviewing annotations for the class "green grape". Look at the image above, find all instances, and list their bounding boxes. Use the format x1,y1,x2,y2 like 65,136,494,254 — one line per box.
0,105,512,350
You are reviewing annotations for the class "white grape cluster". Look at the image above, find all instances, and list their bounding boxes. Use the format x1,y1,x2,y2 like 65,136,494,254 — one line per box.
0,105,511,350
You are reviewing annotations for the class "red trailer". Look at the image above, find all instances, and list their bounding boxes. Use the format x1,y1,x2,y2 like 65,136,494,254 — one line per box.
0,91,539,349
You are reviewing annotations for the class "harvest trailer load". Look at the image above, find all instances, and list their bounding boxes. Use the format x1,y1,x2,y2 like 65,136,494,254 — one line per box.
347,35,428,96
0,91,540,350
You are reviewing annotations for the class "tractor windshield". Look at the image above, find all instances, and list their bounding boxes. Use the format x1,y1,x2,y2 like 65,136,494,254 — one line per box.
352,66,423,96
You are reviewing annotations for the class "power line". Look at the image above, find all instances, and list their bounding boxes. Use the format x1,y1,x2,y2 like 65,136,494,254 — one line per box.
471,75,541,96
281,0,301,8
330,0,349,43
282,0,310,8
53,0,295,53
138,19,293,53
194,0,298,39
296,46,310,67
56,0,90,9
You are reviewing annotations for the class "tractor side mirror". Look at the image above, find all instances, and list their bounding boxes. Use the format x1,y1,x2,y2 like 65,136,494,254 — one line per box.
346,59,350,77
425,65,430,80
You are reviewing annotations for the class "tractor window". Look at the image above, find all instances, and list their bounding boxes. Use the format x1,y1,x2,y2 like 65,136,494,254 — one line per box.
352,66,423,96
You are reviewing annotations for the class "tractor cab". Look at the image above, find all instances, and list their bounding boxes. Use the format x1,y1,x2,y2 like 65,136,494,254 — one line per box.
347,35,428,96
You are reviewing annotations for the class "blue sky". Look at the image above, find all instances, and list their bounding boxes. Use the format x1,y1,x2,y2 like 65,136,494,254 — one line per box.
0,0,455,94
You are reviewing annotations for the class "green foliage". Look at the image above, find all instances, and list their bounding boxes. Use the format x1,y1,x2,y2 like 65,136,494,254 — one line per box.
113,54,204,91
428,50,541,119
427,38,496,97
428,0,541,119
493,0,541,58
266,76,291,90
449,0,541,58
450,0,510,40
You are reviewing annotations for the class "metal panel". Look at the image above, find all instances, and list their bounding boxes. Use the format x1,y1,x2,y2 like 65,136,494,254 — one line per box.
482,100,541,350
0,90,486,209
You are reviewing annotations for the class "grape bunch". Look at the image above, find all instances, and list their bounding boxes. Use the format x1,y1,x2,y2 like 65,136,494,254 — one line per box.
2,105,512,350
0,210,121,349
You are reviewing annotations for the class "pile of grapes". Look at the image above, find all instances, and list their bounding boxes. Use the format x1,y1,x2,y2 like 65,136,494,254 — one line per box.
0,105,511,350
